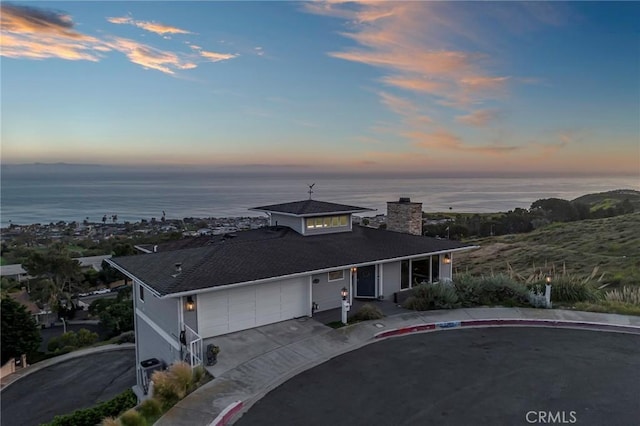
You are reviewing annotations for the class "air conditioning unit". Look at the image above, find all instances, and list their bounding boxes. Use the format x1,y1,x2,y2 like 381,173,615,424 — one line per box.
140,358,165,393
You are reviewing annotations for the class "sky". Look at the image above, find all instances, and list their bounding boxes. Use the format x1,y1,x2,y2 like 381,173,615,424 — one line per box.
1,1,639,176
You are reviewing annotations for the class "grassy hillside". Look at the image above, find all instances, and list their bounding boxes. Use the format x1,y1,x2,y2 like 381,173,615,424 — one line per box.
572,189,640,212
455,212,640,286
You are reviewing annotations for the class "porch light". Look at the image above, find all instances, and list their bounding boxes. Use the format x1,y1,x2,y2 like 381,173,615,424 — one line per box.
545,275,552,284
186,296,195,311
341,287,348,300
443,254,451,264
351,267,357,273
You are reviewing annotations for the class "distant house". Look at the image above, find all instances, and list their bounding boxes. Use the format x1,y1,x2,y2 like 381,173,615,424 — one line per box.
108,197,477,399
7,288,55,326
75,255,112,272
0,264,28,282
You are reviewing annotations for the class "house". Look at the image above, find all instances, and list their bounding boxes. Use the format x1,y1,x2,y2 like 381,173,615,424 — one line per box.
107,197,477,399
7,288,55,326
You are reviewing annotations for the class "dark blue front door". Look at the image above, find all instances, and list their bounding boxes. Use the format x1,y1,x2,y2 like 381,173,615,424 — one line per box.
357,265,376,298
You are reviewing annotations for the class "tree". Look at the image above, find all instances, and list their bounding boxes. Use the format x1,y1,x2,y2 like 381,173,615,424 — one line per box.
1,297,42,364
23,249,82,306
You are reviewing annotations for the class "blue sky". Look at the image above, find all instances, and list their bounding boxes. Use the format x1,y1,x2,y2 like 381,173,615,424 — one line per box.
1,1,638,175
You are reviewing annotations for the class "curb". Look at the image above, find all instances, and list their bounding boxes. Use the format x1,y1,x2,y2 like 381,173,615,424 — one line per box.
374,318,640,339
209,401,243,426
0,344,134,392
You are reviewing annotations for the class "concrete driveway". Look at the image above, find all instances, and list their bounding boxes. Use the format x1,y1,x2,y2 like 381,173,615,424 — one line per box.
1,349,135,426
236,327,640,426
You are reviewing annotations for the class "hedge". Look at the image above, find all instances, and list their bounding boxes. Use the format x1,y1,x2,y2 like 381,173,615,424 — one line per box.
42,389,137,426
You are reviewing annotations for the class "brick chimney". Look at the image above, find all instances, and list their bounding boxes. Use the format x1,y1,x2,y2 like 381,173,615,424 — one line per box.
386,197,423,235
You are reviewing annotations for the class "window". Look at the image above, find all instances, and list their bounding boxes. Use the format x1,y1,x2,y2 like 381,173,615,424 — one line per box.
328,270,345,281
139,284,145,302
306,215,351,230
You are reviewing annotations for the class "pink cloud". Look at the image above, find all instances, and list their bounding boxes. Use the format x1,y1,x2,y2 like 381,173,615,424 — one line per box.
107,15,192,35
409,129,520,154
200,50,238,62
456,109,500,127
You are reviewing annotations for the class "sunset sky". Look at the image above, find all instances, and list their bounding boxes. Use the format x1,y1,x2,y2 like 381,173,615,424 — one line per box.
1,1,639,175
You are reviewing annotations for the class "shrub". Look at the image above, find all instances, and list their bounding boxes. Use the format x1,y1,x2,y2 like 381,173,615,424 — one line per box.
604,287,640,305
550,277,600,303
169,362,193,399
349,304,384,322
44,389,137,426
119,409,145,426
115,331,135,344
192,365,205,386
454,274,530,307
138,398,162,420
403,283,459,311
58,331,79,348
150,369,180,410
101,417,120,426
77,328,99,346
48,336,61,353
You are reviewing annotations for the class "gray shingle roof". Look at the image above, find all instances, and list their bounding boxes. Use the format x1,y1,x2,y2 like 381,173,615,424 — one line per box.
250,199,374,216
111,226,475,297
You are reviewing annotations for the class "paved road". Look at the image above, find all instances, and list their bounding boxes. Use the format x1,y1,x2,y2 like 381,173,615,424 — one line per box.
237,327,640,426
1,349,136,426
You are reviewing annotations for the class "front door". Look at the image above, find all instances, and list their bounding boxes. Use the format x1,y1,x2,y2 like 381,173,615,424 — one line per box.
356,265,376,298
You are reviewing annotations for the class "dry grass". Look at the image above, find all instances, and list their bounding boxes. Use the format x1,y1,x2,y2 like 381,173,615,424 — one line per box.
604,286,640,305
455,213,640,287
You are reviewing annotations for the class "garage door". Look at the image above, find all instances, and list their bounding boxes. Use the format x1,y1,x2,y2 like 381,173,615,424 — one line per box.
197,277,310,338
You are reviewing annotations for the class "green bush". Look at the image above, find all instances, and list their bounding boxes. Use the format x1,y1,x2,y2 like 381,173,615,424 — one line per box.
44,389,137,426
77,328,98,346
349,303,384,322
454,274,530,307
138,398,162,420
550,277,600,303
119,409,145,426
48,336,61,353
403,283,460,311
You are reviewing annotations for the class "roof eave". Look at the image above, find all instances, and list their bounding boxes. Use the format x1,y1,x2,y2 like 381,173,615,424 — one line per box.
161,244,477,299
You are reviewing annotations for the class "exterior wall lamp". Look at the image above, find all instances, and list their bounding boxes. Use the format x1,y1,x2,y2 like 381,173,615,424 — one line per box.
351,267,357,273
443,254,451,264
186,296,195,311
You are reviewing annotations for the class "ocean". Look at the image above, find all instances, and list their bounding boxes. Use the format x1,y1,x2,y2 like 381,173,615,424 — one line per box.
1,166,638,227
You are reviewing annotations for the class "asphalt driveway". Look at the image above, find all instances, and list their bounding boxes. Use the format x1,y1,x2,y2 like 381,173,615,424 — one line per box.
1,349,136,426
237,327,640,426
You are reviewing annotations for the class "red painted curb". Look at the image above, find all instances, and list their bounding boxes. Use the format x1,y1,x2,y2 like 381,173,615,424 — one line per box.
210,401,243,426
374,319,640,339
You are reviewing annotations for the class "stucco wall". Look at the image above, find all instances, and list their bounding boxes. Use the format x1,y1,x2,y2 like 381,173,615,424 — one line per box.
312,269,348,311
381,261,402,296
136,315,180,369
135,280,179,339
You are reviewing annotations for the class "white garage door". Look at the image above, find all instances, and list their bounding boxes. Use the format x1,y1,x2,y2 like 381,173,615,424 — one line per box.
197,277,310,338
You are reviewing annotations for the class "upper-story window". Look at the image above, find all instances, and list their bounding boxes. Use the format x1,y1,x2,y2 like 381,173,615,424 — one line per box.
139,284,145,302
306,215,348,229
